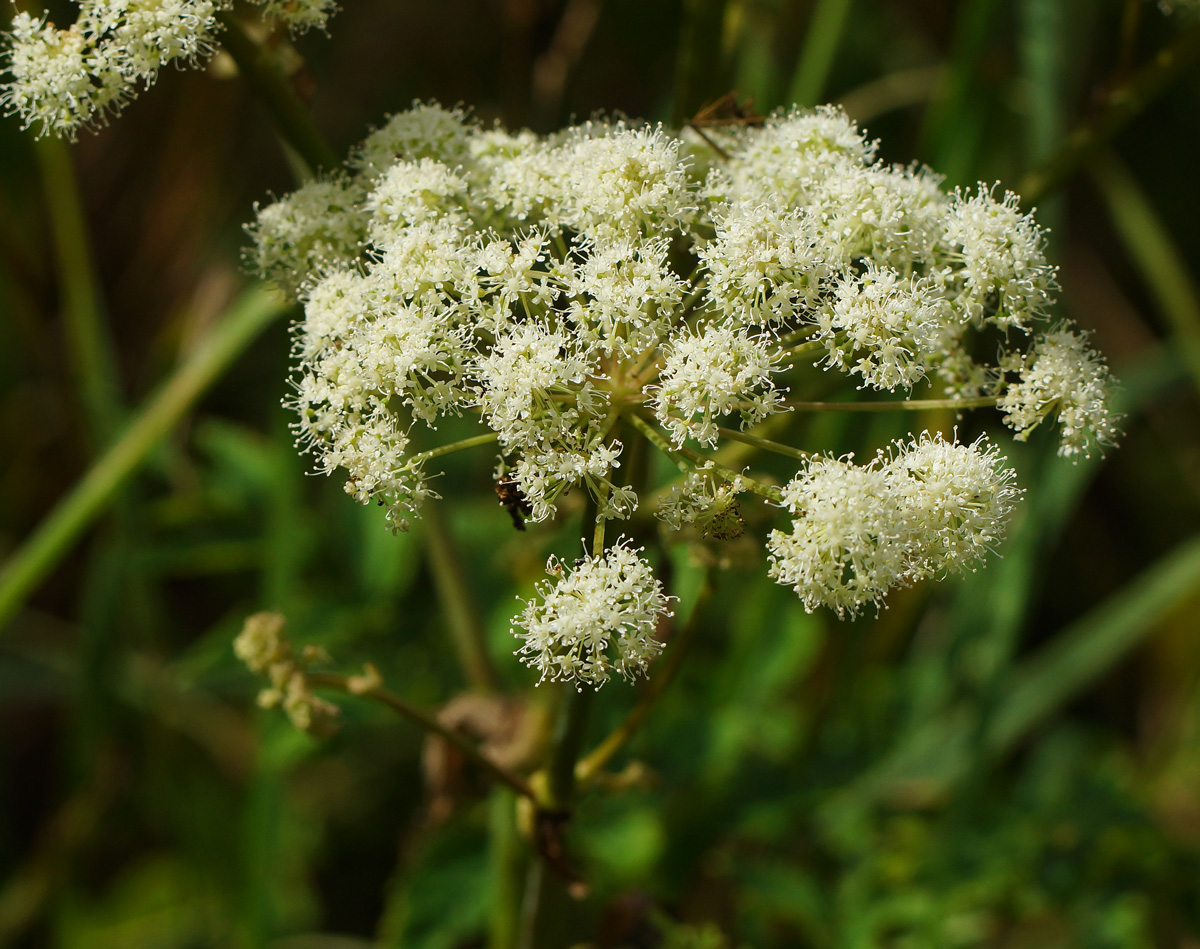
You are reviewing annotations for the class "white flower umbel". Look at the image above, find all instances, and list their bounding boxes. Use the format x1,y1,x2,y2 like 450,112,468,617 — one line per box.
888,432,1020,576
365,158,469,243
2,15,105,135
768,434,1018,615
248,177,368,295
700,201,825,324
710,104,877,209
512,541,673,688
808,161,949,270
555,123,696,239
562,235,685,358
998,328,1121,458
352,101,475,178
944,185,1058,330
656,465,747,538
240,101,1120,631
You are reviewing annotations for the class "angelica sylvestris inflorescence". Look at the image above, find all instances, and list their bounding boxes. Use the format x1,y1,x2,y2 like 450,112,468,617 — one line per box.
0,0,338,138
245,101,1120,688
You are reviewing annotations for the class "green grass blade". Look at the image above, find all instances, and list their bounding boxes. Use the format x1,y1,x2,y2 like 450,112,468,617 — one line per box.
787,0,854,108
1091,151,1200,395
0,286,289,632
986,533,1200,756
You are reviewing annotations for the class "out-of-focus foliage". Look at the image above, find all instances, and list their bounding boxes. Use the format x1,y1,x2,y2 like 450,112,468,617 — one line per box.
2,0,1200,947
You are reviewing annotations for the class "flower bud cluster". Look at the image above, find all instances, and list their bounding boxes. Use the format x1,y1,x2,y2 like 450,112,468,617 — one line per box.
234,612,339,733
1,0,336,137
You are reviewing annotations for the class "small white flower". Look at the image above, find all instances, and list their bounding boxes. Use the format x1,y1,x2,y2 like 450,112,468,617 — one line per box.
2,0,223,138
365,158,469,243
352,101,475,178
512,540,673,688
712,104,876,209
656,466,747,538
477,320,602,448
768,434,1018,614
652,323,787,446
469,126,560,228
815,264,953,391
1,14,109,136
555,123,696,239
700,201,825,323
562,235,685,357
944,185,1057,330
808,161,949,270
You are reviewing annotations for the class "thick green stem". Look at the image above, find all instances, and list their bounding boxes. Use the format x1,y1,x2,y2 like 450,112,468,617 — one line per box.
421,503,500,692
544,687,593,811
0,287,289,632
576,575,712,786
305,673,534,798
215,11,340,176
489,790,524,949
1018,20,1200,205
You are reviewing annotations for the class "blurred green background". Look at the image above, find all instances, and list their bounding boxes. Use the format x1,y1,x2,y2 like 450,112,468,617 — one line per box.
2,0,1200,946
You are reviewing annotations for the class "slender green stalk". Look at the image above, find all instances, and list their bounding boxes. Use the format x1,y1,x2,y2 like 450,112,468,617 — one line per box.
35,137,123,444
1019,19,1200,205
421,503,500,692
410,432,500,464
788,0,854,107
592,516,607,558
673,0,729,123
1118,0,1143,76
714,425,809,462
627,412,783,502
1090,152,1200,396
215,11,340,176
777,326,819,349
306,672,534,798
576,575,712,786
785,396,998,412
784,338,826,358
0,287,290,632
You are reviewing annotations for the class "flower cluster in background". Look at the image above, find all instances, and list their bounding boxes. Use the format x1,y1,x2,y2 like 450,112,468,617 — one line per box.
1,0,337,137
241,101,1118,685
